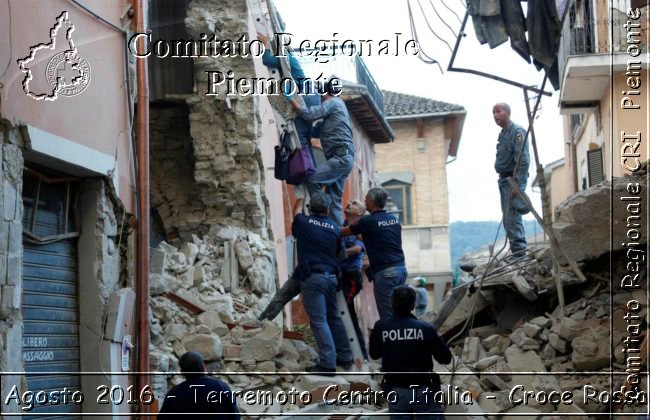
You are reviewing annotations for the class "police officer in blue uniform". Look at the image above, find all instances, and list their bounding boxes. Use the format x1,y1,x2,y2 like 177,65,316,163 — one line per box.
369,286,452,419
493,102,530,259
292,192,352,375
342,188,407,320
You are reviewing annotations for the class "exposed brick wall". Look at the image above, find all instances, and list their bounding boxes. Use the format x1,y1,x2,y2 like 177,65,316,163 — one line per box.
375,118,449,226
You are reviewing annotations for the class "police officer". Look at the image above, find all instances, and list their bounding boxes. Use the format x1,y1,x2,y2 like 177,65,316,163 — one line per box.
292,191,352,375
369,286,452,419
493,102,530,260
342,188,407,320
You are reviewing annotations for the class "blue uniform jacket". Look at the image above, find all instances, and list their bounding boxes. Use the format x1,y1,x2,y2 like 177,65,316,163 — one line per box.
495,121,530,182
369,314,452,390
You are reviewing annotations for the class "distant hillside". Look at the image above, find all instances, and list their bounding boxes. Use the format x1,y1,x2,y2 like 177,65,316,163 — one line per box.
449,220,543,271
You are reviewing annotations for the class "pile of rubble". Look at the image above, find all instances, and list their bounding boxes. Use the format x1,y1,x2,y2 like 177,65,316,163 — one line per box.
434,274,647,417
147,227,322,413
432,172,648,418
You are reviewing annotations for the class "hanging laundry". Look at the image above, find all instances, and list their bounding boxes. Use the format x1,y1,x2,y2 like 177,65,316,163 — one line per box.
466,0,508,48
527,0,562,89
500,0,531,63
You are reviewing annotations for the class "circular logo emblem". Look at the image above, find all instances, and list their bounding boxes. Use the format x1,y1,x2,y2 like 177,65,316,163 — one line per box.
46,50,91,97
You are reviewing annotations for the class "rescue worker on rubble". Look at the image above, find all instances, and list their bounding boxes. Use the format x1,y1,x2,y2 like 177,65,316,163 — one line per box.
292,191,352,375
159,351,240,419
369,286,452,420
287,81,354,226
493,102,530,260
341,187,407,320
414,277,429,317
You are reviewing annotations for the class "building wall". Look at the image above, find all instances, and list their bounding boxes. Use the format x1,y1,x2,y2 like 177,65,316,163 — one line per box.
0,0,135,211
375,118,449,226
0,122,133,415
0,124,25,415
548,164,572,219
570,70,648,189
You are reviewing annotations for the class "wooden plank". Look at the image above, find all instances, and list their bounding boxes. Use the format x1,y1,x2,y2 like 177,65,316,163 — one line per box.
163,291,206,314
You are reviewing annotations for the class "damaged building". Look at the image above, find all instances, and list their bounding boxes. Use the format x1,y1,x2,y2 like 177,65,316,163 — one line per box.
0,0,647,418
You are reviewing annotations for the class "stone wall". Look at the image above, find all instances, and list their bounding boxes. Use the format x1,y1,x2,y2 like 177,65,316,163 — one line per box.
184,0,269,237
150,103,203,241
0,121,25,414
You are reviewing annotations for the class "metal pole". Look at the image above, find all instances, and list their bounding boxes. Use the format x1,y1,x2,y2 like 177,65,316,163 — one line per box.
134,0,150,414
523,88,565,315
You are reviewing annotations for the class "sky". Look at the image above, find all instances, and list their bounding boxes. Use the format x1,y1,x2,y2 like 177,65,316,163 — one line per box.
274,0,566,222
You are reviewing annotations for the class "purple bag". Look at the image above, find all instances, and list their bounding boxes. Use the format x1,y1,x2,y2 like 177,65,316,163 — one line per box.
286,145,316,185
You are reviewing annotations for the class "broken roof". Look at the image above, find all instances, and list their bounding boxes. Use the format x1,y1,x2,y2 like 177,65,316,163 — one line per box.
382,90,465,118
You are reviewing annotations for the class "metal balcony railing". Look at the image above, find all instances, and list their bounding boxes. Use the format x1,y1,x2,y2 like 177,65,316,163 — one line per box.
558,2,649,81
354,55,384,113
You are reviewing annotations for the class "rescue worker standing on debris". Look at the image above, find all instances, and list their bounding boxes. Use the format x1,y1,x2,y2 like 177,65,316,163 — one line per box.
292,191,352,375
493,102,530,259
414,277,429,317
342,188,407,320
369,286,452,419
288,82,354,226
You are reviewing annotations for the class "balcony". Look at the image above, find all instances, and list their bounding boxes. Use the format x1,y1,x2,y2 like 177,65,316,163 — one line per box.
558,2,649,113
296,49,393,143
296,50,384,113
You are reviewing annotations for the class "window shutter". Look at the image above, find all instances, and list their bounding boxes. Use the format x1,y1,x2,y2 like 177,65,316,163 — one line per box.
587,148,604,187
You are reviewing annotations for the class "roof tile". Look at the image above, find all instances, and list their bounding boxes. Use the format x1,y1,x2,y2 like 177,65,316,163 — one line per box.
382,90,465,117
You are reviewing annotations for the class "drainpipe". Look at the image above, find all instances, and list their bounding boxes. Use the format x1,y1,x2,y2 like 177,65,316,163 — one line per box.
134,0,150,414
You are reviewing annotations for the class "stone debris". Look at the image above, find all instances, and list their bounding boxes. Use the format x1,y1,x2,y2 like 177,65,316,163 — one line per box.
149,233,383,416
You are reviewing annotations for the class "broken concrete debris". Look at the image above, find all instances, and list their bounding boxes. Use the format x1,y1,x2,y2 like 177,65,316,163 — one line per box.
148,233,388,416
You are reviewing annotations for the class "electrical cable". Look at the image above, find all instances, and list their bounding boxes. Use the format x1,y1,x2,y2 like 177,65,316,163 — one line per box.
416,0,454,53
441,0,465,25
406,0,444,72
428,0,459,41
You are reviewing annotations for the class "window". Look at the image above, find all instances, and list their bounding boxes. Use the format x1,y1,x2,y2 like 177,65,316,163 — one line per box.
383,180,412,225
587,148,605,187
570,114,584,138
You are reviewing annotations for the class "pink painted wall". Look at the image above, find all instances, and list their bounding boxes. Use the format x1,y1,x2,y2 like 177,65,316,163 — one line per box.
0,0,134,211
247,15,289,292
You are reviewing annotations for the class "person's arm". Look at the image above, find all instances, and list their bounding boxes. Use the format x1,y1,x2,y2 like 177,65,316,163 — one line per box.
368,321,382,360
294,198,304,218
289,97,334,122
512,127,529,183
346,245,363,257
226,387,241,419
429,327,452,365
258,33,280,68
